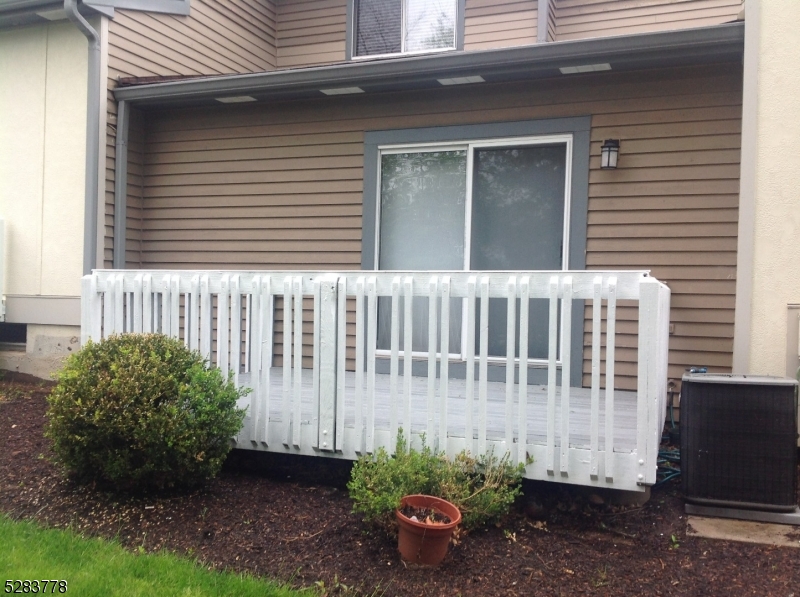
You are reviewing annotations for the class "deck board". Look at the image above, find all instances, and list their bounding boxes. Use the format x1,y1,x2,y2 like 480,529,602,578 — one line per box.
242,368,638,452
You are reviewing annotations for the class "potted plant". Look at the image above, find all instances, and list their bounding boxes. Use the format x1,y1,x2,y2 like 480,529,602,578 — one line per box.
348,433,525,566
396,494,461,566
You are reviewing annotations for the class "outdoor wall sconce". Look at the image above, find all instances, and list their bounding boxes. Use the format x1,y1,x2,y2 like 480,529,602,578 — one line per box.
600,139,620,169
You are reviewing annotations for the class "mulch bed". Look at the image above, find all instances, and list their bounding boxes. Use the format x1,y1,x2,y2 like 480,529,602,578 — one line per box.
1,374,799,596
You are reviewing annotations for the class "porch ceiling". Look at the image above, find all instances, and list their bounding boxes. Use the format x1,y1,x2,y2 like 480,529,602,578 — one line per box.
114,22,744,109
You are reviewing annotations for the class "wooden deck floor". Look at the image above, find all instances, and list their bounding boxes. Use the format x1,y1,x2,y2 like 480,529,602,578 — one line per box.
241,368,638,453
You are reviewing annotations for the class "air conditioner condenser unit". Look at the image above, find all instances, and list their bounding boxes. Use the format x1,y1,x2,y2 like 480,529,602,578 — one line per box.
681,373,800,524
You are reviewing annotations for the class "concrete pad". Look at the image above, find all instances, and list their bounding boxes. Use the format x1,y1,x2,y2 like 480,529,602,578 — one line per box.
687,516,800,548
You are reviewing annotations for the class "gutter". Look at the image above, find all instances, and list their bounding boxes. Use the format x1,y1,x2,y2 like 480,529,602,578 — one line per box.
64,0,100,275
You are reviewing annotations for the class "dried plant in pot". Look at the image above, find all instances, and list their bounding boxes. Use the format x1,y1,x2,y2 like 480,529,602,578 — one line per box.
396,494,461,566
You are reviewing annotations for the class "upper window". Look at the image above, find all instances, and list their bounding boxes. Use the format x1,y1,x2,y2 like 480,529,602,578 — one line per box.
354,0,458,58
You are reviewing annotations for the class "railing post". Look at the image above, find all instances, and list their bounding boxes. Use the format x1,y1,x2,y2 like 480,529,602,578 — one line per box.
81,274,98,346
317,275,339,452
637,277,660,485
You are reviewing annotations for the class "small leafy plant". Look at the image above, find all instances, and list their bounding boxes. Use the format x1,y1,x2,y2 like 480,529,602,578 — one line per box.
347,433,526,533
46,333,247,491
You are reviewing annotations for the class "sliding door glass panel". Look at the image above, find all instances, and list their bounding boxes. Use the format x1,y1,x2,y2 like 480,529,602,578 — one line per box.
378,151,466,352
470,144,567,359
356,0,402,56
405,0,457,52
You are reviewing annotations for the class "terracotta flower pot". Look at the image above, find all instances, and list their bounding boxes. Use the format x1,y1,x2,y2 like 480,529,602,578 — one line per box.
396,494,461,566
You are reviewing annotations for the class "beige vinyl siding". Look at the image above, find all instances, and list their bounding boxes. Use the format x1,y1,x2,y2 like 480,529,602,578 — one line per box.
104,88,116,267
464,0,537,50
103,0,276,267
583,106,740,386
553,0,742,41
126,107,146,268
109,3,276,77
135,63,741,386
276,0,346,68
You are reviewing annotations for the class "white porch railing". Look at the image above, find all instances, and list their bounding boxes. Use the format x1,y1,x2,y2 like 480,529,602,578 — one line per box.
81,270,670,492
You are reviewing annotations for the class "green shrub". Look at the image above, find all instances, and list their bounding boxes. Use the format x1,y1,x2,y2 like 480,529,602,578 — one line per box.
347,434,526,533
46,333,247,491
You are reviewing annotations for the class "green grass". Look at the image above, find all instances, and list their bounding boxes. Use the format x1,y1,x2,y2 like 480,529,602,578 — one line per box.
0,516,311,597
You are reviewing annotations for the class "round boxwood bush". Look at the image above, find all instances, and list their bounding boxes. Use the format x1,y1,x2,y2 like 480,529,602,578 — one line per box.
46,333,247,491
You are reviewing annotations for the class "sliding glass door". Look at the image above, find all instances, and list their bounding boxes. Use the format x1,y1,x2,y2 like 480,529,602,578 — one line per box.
376,135,571,363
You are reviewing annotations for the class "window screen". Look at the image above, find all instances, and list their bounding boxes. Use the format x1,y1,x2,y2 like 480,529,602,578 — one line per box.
356,0,402,56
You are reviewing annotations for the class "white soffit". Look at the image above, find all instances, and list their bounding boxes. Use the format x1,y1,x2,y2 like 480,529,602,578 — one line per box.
559,63,612,74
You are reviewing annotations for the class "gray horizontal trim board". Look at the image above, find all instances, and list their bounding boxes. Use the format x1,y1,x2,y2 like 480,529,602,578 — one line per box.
114,22,744,106
5,296,81,326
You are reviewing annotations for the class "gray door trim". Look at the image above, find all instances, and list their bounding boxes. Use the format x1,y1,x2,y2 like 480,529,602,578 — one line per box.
361,116,591,387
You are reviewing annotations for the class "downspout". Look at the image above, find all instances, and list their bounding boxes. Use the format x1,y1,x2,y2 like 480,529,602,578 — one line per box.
732,0,759,373
64,0,100,275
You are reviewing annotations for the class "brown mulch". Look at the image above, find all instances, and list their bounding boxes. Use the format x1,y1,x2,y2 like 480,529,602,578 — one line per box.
1,374,799,596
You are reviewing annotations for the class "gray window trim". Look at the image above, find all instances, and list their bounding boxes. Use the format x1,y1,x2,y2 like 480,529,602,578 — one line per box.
361,116,591,386
346,0,466,61
83,0,189,16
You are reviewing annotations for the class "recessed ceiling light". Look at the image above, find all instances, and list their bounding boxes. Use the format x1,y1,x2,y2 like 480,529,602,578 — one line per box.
320,87,365,95
559,63,611,75
36,9,67,20
215,96,258,103
438,76,485,86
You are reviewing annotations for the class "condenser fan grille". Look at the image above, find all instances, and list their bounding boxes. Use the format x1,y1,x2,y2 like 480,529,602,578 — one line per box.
681,375,798,512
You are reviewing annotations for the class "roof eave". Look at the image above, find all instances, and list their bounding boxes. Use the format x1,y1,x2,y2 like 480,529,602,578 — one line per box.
114,22,745,106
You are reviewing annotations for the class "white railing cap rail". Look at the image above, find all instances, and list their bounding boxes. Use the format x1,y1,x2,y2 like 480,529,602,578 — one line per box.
87,270,659,301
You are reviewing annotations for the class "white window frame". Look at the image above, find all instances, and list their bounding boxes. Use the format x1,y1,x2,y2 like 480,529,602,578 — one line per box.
373,134,574,366
351,0,460,61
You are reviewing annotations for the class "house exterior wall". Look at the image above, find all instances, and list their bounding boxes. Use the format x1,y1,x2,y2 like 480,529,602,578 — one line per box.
276,0,346,68
744,0,800,377
270,0,742,69
0,21,87,299
103,1,746,268
125,106,146,269
463,0,538,51
132,63,742,390
0,20,91,378
553,0,742,41
104,0,277,267
108,1,276,78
